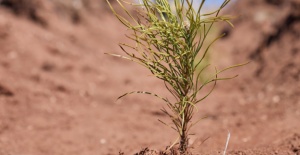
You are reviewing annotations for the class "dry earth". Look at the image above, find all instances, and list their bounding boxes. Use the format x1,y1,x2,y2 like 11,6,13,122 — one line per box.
0,0,299,155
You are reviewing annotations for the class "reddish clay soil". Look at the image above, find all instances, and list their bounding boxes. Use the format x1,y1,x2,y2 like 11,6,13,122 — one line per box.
0,0,299,155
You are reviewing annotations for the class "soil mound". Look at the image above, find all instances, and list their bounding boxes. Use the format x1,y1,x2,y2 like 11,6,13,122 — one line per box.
211,0,300,154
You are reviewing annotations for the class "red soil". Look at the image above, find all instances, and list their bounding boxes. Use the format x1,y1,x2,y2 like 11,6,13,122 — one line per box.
0,0,299,155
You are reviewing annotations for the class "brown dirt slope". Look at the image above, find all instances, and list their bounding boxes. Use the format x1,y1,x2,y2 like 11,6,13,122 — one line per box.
0,0,299,155
212,0,300,154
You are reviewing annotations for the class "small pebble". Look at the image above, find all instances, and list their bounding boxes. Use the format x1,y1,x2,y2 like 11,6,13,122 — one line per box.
272,95,280,103
100,138,107,144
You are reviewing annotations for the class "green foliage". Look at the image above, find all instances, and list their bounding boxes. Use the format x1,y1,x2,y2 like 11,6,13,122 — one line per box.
106,0,247,154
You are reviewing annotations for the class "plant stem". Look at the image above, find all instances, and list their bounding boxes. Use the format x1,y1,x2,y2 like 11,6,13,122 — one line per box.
179,119,188,154
179,103,191,154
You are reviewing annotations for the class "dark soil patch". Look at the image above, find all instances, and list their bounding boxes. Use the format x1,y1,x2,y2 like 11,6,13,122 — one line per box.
0,84,13,96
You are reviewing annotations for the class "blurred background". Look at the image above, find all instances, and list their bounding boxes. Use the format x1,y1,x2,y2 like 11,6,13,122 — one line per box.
0,0,299,154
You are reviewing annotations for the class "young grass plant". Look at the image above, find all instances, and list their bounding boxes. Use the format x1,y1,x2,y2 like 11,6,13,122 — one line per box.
106,0,247,154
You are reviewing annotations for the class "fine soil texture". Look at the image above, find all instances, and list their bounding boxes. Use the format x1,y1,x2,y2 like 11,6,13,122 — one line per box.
0,0,299,155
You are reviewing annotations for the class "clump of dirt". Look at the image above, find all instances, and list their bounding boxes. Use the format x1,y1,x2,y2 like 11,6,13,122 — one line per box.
124,147,187,155
283,133,300,154
0,84,13,96
0,0,47,26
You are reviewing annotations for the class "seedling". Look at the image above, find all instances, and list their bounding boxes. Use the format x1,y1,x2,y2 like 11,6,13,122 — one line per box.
106,0,246,154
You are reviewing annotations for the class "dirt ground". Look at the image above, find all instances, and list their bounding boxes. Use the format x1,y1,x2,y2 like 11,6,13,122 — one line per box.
0,0,299,155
